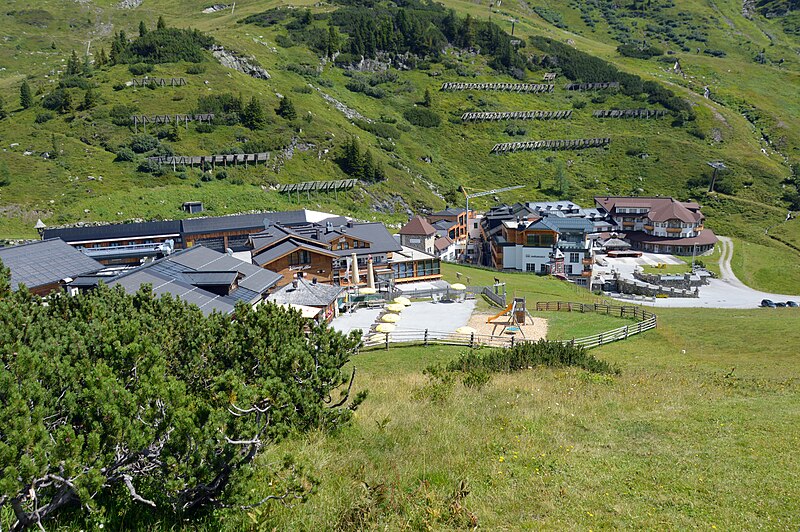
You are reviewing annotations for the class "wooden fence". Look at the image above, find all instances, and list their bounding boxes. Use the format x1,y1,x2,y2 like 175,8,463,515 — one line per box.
491,138,610,154
440,82,554,93
593,109,666,119
461,110,572,122
131,77,187,87
361,301,656,350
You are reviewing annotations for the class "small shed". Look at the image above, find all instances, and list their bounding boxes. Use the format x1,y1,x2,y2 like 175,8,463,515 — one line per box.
182,201,204,214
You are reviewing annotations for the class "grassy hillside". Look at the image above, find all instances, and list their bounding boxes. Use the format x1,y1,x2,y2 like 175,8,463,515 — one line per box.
0,0,798,290
44,266,798,530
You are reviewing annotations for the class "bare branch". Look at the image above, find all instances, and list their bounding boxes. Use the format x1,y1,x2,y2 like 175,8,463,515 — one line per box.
123,475,156,508
329,367,356,408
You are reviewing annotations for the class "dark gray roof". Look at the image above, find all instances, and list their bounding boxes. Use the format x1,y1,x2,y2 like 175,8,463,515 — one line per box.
431,207,465,216
268,278,344,307
329,223,401,256
71,246,281,313
0,238,103,291
40,210,346,245
541,216,594,232
107,269,237,315
181,214,270,235
42,221,181,244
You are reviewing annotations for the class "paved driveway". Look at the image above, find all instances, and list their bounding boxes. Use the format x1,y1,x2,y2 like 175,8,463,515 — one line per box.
602,238,800,308
330,299,476,339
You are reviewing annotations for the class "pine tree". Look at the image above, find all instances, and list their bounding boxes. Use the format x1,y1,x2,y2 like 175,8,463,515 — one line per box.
0,96,6,120
66,50,81,76
241,96,266,130
82,88,98,110
363,149,375,181
139,20,148,37
326,24,341,58
82,55,93,77
276,96,296,120
157,15,166,30
97,48,108,67
555,160,569,197
20,80,33,109
423,88,432,107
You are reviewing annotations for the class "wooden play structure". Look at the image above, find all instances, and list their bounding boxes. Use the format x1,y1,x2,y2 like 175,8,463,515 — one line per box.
486,297,535,337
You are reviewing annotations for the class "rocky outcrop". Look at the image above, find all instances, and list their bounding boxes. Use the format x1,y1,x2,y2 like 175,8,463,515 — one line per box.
117,0,142,8
311,85,371,123
211,45,270,80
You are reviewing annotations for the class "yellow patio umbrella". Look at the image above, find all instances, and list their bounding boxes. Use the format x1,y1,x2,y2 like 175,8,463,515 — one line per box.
375,323,396,333
451,283,467,291
386,303,405,312
393,296,411,306
381,313,401,323
359,287,377,295
455,326,477,335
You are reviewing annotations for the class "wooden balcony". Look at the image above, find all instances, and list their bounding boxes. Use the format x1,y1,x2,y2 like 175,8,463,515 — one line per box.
666,227,683,233
643,225,654,231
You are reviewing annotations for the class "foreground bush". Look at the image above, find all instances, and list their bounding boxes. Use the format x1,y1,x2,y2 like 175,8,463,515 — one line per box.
447,339,619,375
0,264,364,530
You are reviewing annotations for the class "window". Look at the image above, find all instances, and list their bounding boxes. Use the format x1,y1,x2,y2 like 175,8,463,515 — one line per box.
289,250,311,266
565,265,573,274
526,233,555,247
569,252,580,263
540,263,548,273
526,263,536,272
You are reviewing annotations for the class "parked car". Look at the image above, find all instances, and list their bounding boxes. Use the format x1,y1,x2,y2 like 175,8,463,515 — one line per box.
776,302,787,307
760,299,777,308
786,301,799,308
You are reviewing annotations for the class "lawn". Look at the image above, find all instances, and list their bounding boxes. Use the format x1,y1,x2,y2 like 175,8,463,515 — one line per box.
731,237,800,294
212,304,800,530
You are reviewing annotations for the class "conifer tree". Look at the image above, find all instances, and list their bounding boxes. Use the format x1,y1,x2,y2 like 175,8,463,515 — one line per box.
20,80,33,109
276,96,297,120
82,88,98,110
97,47,108,67
157,15,166,30
139,20,148,37
241,96,266,129
0,96,6,120
66,50,81,76
423,88,432,107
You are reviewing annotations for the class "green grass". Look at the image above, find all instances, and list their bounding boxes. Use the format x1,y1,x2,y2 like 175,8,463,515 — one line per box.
207,305,800,530
731,237,800,294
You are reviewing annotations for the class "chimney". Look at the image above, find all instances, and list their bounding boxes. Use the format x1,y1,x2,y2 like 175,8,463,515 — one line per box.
312,277,318,285
347,221,354,228
291,280,298,289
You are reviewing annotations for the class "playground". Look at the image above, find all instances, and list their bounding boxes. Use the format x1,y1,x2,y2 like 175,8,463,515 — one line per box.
465,296,548,340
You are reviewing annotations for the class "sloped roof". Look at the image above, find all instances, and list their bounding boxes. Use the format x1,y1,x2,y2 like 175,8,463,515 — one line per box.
434,236,454,253
43,221,181,244
327,222,401,256
399,216,436,236
71,246,281,313
252,239,335,267
594,196,703,223
107,268,238,315
268,277,344,307
647,199,703,223
431,207,465,217
0,238,103,291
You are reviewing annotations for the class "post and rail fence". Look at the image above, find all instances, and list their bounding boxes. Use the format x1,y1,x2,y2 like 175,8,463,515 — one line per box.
361,301,656,351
